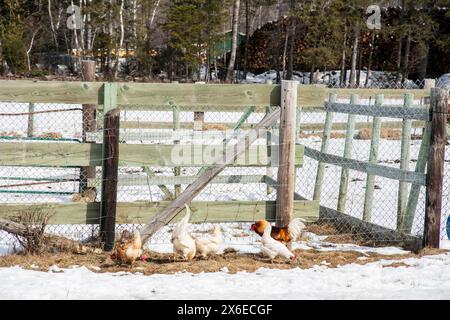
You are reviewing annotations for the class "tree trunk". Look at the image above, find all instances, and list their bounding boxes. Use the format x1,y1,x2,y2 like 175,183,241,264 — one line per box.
113,0,125,79
395,37,403,84
225,0,241,83
417,43,429,81
79,0,85,52
349,22,359,88
48,0,59,50
401,33,411,83
286,0,296,80
356,46,362,87
150,0,161,28
309,45,317,84
243,0,250,80
86,0,92,53
286,20,296,80
339,23,347,87
365,32,375,87
282,29,289,79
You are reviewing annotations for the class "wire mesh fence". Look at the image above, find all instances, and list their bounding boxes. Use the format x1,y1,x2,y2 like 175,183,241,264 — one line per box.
0,79,448,251
295,96,436,244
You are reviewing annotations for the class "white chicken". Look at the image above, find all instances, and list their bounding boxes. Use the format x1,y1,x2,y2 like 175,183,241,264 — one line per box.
193,225,223,258
288,218,307,242
261,223,297,262
171,204,196,261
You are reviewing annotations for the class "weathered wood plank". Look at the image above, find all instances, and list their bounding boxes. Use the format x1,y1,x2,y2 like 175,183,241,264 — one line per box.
88,174,266,187
276,80,297,227
313,94,336,201
424,88,448,248
298,85,326,107
0,80,102,104
396,93,413,231
142,166,174,200
119,119,425,131
100,106,120,250
173,104,181,197
337,94,357,213
0,200,319,225
80,61,98,195
325,102,430,120
117,83,279,107
0,143,304,167
327,88,429,99
363,95,383,223
27,103,34,137
403,122,432,233
304,146,426,185
0,80,427,109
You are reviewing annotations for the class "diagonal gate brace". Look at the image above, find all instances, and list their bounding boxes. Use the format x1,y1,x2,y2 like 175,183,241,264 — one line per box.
139,108,281,244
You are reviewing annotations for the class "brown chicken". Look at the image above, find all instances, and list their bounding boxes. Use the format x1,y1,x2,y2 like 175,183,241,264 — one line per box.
112,230,144,265
250,218,306,244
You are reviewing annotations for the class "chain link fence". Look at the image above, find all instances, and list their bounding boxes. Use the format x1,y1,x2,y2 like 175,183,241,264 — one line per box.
295,96,439,245
0,79,448,251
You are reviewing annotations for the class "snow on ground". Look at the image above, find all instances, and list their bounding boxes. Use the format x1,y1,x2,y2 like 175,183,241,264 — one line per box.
241,70,426,89
437,73,450,90
1,253,449,300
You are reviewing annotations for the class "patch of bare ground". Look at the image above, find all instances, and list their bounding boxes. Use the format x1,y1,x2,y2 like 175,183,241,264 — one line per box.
1,246,448,275
382,262,411,268
304,222,370,246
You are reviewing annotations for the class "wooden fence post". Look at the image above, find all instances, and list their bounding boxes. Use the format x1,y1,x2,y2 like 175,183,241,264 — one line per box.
424,79,436,90
194,81,205,131
80,60,97,195
265,80,275,195
397,93,413,230
27,103,34,137
403,122,431,233
362,94,383,222
424,88,448,248
100,83,119,251
276,80,297,228
173,103,181,197
337,94,357,213
313,93,336,201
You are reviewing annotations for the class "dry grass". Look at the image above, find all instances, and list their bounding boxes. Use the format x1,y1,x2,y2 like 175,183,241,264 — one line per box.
203,124,230,131
304,222,370,246
355,128,402,140
300,132,346,139
39,132,63,139
1,246,447,275
1,131,20,137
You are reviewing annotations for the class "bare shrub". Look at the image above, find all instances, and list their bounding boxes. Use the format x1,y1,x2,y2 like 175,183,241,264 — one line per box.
10,209,54,254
